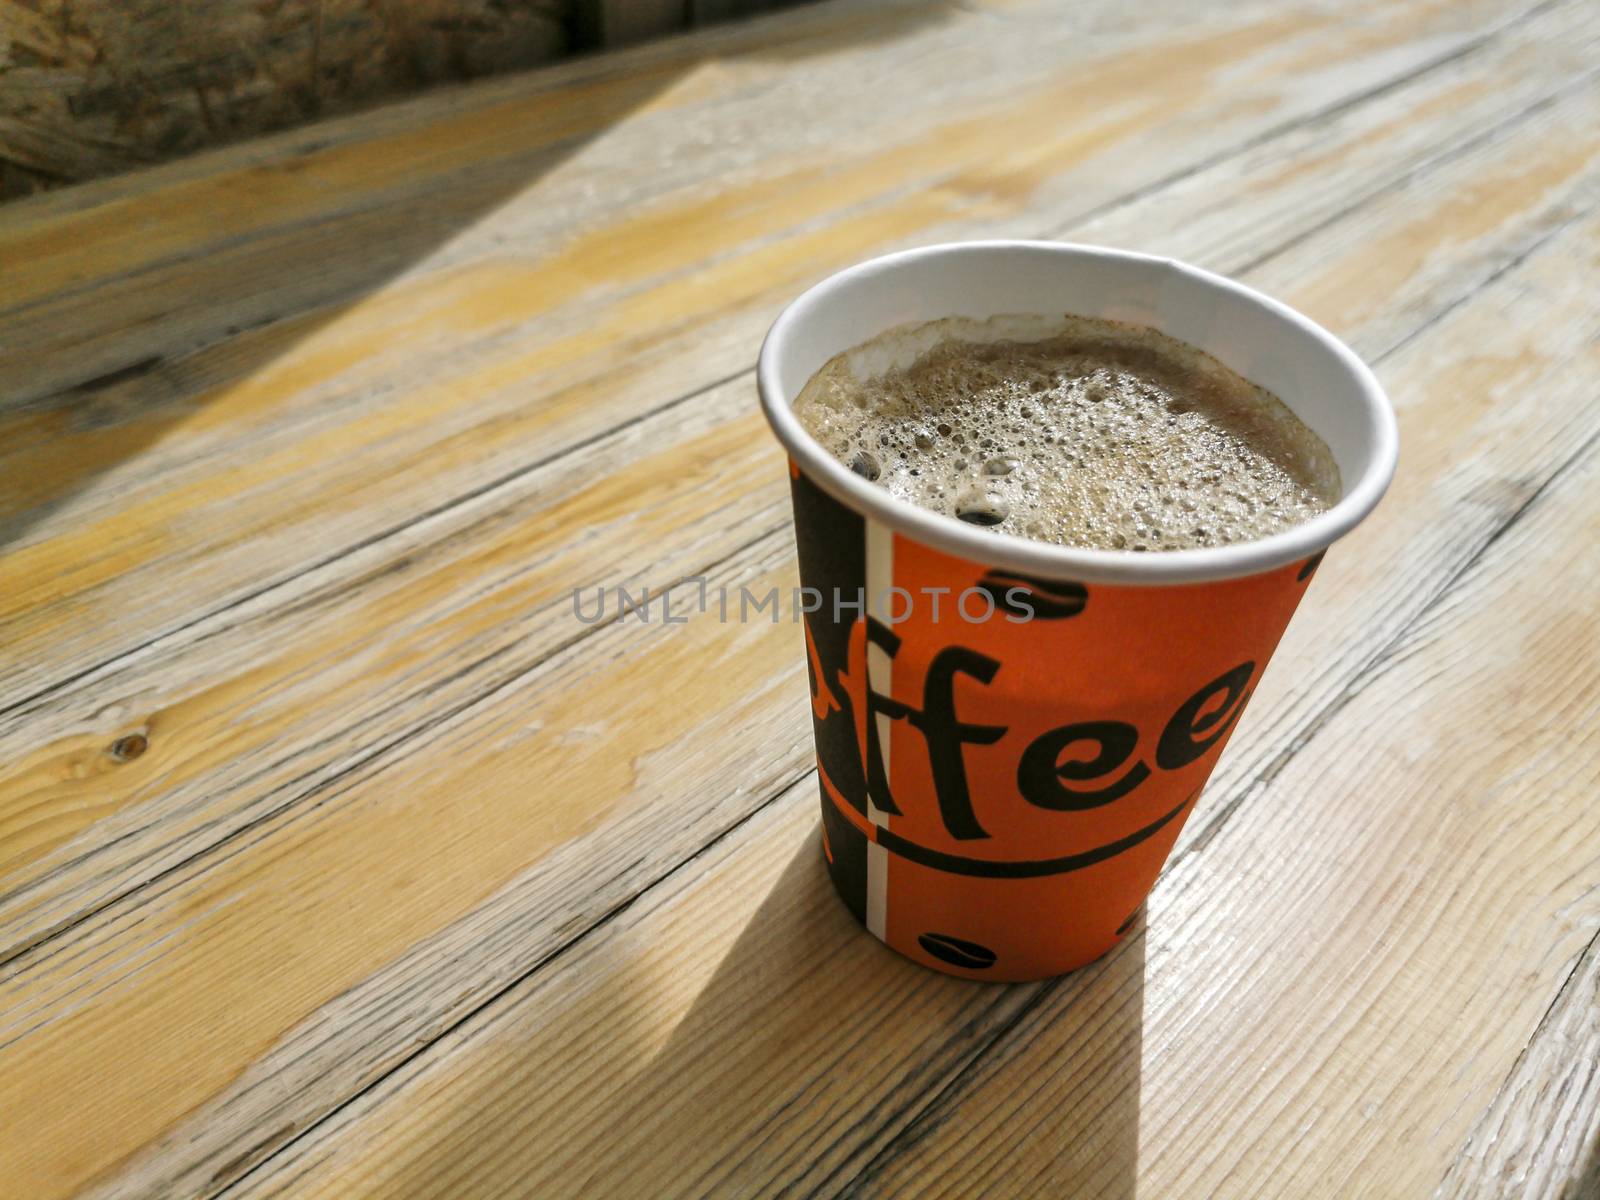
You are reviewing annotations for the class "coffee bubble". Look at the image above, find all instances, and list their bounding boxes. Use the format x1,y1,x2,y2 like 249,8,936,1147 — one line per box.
791,313,1340,552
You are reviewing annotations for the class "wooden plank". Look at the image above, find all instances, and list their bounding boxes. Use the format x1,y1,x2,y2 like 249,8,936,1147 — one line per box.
852,458,1600,1198
0,376,790,951
226,779,1046,1199
1078,71,1600,862
0,0,1587,950
0,0,1139,384
223,364,1600,1198
1435,931,1600,1198
5,153,1596,1200
2,5,1592,966
0,0,1546,710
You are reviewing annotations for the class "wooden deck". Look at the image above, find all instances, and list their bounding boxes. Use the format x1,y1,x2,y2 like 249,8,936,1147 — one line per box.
2,0,1597,1195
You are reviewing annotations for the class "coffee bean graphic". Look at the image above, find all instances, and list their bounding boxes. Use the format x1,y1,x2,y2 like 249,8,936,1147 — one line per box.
917,932,998,970
977,570,1087,619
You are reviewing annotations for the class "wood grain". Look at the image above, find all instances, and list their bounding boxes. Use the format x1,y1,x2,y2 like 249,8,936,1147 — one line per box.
854,427,1600,1200
0,0,1543,705
222,332,1600,1199
226,778,1049,1199
3,0,1591,964
6,142,1598,1200
1436,929,1600,1199
1,0,1597,1196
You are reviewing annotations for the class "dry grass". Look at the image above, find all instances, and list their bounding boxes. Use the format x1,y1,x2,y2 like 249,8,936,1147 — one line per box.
0,0,567,198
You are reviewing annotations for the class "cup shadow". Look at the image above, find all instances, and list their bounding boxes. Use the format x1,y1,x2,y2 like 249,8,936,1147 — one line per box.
342,802,1142,1198
0,0,960,553
603,822,1143,1197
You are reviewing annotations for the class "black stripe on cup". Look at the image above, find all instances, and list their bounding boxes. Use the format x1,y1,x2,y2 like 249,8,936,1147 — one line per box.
917,932,997,970
873,790,1194,878
1297,551,1326,582
818,778,869,928
976,570,1088,620
789,468,869,819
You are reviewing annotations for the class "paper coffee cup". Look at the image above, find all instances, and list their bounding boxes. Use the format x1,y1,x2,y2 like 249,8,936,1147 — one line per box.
759,242,1397,981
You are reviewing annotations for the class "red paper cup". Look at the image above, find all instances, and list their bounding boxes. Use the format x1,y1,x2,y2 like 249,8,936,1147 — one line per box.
759,242,1397,981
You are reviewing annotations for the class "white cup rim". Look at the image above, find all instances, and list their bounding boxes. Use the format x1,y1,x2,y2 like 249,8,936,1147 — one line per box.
758,240,1398,585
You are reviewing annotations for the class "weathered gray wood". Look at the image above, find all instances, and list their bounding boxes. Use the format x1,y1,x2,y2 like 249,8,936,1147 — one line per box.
222,335,1600,1198
2,0,1588,972
2,1,1598,1196
850,412,1600,1200
9,165,1596,1200
1435,930,1600,1199
0,0,1545,711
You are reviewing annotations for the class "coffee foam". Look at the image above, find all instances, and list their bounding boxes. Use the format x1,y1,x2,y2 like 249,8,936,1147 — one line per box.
792,313,1341,552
